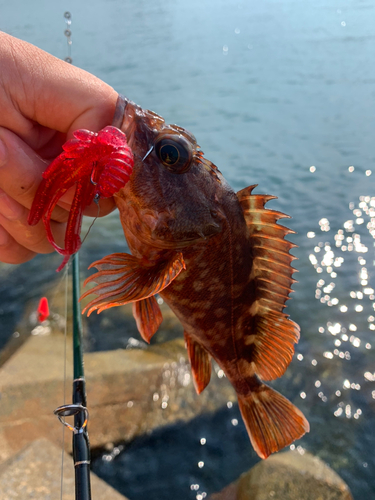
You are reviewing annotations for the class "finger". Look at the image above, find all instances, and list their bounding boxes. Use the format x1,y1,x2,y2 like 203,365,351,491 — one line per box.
0,224,37,264
0,127,69,222
0,32,119,150
0,127,117,221
0,188,66,254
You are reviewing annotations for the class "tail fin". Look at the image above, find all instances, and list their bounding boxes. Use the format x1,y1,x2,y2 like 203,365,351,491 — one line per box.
238,384,309,459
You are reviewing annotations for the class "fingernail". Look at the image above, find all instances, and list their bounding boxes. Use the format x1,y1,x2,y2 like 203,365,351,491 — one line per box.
0,224,9,246
0,137,8,167
0,188,24,220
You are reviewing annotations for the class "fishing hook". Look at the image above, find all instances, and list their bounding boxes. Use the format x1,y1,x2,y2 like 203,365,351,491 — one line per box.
142,145,154,161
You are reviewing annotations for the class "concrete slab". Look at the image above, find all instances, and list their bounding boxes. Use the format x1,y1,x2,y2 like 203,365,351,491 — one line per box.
0,334,235,463
0,438,128,500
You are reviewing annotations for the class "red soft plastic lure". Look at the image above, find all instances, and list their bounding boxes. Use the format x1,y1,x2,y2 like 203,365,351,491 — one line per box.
28,126,134,271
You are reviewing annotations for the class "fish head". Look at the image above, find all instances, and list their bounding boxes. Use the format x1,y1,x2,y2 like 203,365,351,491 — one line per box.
117,98,235,250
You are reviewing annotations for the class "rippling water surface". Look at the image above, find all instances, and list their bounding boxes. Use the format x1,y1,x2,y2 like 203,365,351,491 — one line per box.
1,0,374,498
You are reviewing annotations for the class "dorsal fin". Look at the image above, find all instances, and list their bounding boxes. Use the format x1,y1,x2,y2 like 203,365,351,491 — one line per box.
237,186,300,381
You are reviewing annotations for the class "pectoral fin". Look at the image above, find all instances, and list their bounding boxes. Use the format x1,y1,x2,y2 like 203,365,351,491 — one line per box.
132,296,163,343
184,332,212,394
81,252,185,315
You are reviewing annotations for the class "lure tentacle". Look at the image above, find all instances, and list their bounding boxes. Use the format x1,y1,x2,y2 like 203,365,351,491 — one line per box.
28,126,134,271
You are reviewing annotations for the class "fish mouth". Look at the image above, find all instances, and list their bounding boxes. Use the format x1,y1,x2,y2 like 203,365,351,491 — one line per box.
118,96,165,153
119,99,137,149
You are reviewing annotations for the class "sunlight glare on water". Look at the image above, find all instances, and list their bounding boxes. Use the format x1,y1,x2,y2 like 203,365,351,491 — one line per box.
293,167,375,487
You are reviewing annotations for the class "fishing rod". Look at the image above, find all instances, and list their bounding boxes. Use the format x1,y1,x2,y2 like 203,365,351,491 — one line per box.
54,252,92,500
52,16,91,498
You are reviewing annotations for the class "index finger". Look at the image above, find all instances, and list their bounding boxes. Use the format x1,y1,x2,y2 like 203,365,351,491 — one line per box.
0,32,119,150
0,128,116,221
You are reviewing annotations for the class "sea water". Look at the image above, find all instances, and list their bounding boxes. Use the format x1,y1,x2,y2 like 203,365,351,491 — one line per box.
0,0,374,498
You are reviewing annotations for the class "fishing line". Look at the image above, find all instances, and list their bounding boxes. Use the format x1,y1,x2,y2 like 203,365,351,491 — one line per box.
80,200,101,247
60,14,72,497
59,264,69,500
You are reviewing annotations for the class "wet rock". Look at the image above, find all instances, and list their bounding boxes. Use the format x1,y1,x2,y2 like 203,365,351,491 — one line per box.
209,482,238,500
209,450,353,500
0,334,235,463
0,438,128,500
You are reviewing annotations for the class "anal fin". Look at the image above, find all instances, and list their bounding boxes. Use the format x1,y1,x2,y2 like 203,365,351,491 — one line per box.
133,296,163,343
81,252,185,315
184,332,212,394
238,382,309,459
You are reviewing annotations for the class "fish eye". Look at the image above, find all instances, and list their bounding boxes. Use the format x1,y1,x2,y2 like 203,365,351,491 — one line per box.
154,135,192,174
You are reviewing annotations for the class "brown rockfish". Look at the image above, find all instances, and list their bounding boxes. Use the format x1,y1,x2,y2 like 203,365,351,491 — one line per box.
81,97,309,458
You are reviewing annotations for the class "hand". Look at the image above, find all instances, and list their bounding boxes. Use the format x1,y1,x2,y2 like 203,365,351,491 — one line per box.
0,31,119,264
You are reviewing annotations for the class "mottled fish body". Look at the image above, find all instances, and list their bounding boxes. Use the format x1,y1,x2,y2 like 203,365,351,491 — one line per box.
82,98,309,458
